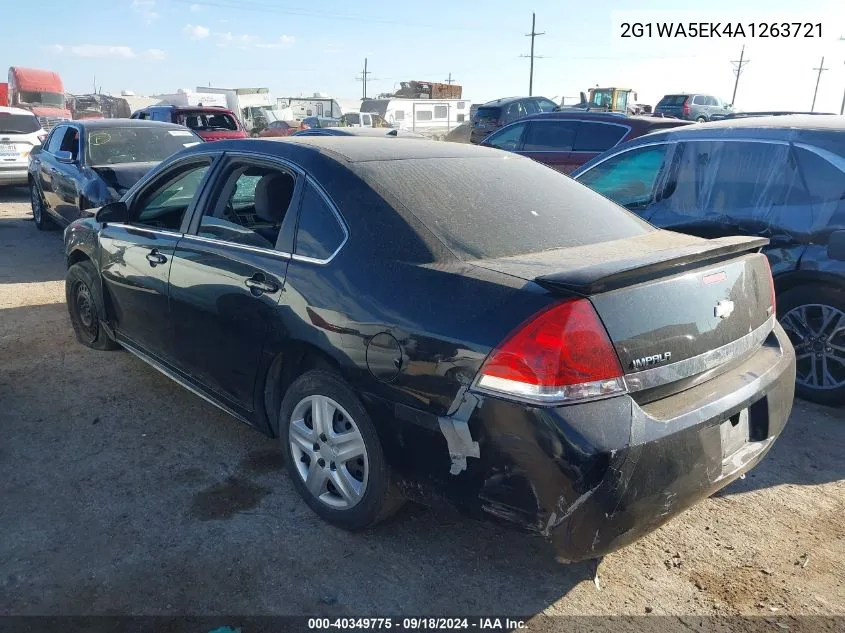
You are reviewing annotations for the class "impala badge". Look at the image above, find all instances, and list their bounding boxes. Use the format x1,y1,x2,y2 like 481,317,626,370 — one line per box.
631,352,672,370
714,299,735,320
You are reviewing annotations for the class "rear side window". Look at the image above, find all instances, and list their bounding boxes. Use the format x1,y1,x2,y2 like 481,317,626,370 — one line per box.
692,95,706,105
573,122,627,152
659,95,688,106
0,112,40,134
352,156,652,260
178,111,238,131
295,183,346,261
346,113,360,125
577,145,668,211
522,121,577,151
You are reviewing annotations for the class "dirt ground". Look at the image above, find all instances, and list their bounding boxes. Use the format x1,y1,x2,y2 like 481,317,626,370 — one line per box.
1,185,843,626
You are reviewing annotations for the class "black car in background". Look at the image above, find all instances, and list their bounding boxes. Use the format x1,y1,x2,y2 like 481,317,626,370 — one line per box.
28,119,202,230
63,137,794,561
572,115,845,404
470,96,559,144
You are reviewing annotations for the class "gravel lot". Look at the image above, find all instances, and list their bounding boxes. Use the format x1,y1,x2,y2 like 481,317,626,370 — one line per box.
1,185,843,625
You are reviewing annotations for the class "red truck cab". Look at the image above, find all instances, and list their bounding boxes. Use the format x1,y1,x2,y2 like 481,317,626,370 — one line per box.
0,83,8,107
7,67,72,131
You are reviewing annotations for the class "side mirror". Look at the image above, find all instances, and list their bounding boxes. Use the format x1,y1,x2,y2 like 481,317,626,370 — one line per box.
95,201,128,225
55,150,75,163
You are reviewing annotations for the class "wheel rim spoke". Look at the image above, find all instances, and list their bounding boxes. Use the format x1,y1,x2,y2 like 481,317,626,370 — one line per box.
330,466,363,505
330,431,365,464
311,396,335,437
305,462,329,497
289,419,316,456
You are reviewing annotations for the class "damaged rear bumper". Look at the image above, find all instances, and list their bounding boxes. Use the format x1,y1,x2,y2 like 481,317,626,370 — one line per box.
472,322,795,562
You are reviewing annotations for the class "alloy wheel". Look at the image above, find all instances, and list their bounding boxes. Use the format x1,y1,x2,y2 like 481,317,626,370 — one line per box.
73,281,98,344
288,395,369,510
781,303,845,390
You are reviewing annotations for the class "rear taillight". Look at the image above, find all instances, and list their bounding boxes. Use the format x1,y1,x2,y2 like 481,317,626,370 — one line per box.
472,298,626,404
682,101,690,116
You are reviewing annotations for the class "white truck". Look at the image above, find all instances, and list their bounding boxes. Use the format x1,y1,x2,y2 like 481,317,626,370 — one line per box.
276,94,343,121
196,87,287,134
153,89,228,108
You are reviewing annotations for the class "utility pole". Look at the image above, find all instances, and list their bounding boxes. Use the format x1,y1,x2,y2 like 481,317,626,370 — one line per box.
811,56,828,112
520,13,545,96
730,45,749,106
357,58,372,100
444,72,455,85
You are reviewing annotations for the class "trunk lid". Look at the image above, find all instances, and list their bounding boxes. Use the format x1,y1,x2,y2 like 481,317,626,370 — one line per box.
472,231,774,392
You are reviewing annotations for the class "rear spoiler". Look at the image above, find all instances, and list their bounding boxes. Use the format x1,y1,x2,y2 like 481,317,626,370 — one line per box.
535,236,769,294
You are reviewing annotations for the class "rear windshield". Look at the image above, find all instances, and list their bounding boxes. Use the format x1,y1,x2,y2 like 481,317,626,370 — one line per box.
177,111,239,131
0,112,40,134
659,95,689,106
474,107,501,122
353,155,652,260
86,126,201,166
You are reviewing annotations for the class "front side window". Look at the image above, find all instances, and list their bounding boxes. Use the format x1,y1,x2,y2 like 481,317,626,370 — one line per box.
86,126,201,165
692,95,706,105
46,126,68,153
705,96,719,106
295,182,345,261
133,161,210,231
573,122,627,152
522,99,539,115
522,121,577,152
483,122,527,151
198,163,297,249
576,145,668,211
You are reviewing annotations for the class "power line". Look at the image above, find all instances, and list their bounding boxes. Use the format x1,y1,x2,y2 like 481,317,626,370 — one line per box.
811,56,828,112
519,13,545,97
730,45,749,106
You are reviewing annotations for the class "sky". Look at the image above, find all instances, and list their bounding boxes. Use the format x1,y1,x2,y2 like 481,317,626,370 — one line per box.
1,0,844,112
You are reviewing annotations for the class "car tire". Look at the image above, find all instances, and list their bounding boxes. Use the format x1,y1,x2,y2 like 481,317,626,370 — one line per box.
65,261,119,351
31,181,55,231
279,369,404,530
778,283,845,406
696,116,707,123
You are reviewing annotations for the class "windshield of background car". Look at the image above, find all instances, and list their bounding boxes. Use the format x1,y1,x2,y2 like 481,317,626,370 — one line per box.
17,91,65,108
86,127,201,165
353,155,653,260
177,111,239,131
0,112,40,134
473,107,501,124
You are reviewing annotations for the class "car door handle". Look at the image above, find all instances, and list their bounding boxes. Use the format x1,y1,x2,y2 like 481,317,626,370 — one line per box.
244,273,279,295
146,250,167,266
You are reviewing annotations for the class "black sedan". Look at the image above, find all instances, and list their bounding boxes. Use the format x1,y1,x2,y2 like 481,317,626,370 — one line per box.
28,119,202,230
63,137,795,561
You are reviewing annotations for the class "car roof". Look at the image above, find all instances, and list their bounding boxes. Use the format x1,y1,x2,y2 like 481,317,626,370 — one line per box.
519,111,693,129
477,97,534,108
296,128,425,138
197,136,502,163
637,114,845,140
70,119,190,130
0,106,37,117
